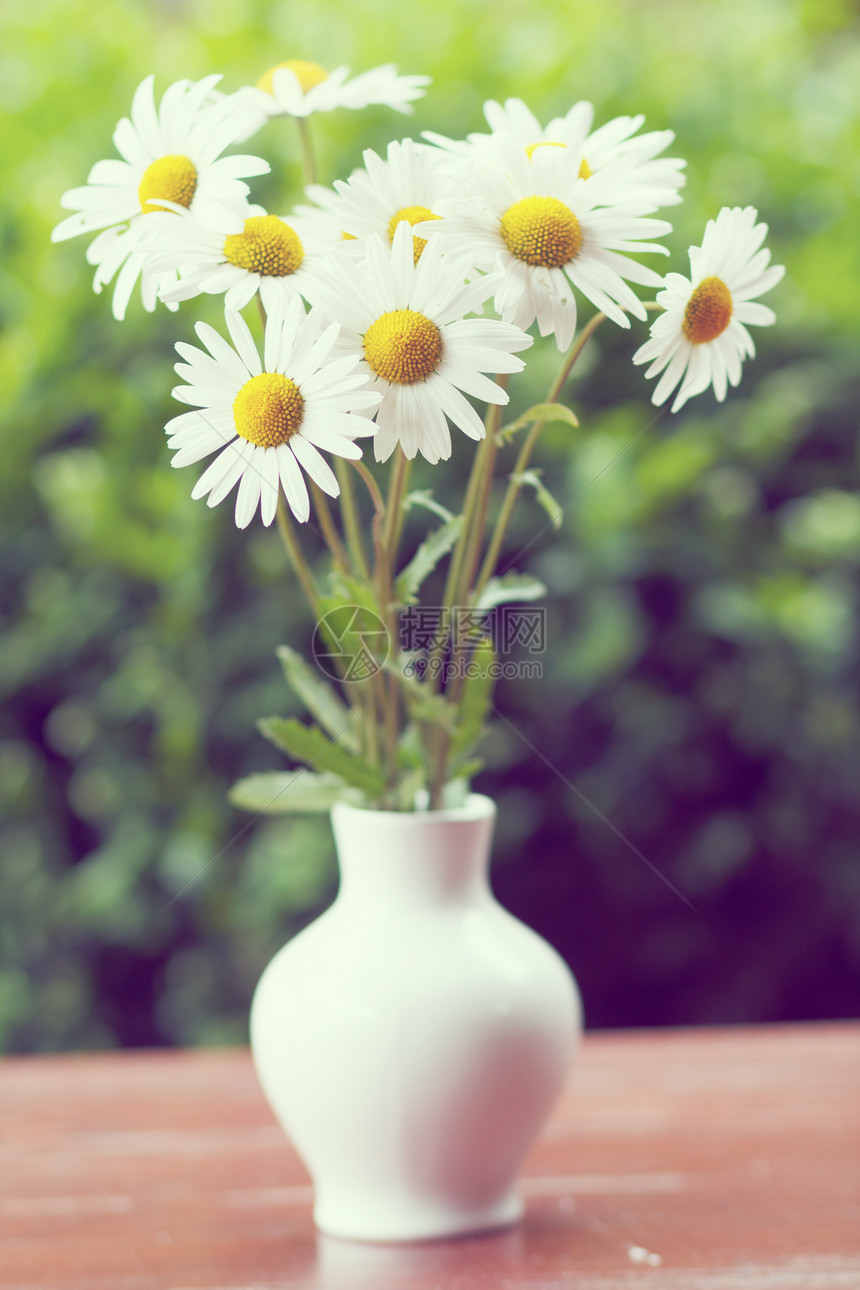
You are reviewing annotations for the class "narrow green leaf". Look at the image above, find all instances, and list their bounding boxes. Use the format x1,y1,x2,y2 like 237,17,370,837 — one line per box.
276,646,359,752
498,401,580,442
449,757,484,783
228,770,360,814
258,716,386,797
395,516,463,604
450,637,495,763
388,661,458,731
474,573,547,611
512,469,565,531
314,580,391,683
402,489,454,522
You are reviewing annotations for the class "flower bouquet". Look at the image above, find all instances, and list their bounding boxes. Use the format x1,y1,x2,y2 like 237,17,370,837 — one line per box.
53,57,783,1242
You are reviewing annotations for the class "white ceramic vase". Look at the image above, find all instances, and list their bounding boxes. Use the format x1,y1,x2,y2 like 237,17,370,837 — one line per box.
250,793,581,1243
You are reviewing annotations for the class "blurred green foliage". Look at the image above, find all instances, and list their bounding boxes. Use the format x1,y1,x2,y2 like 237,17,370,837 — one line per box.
1,0,859,1049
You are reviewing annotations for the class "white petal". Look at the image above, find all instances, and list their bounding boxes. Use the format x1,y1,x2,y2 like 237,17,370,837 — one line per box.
277,443,310,522
225,309,263,376
235,449,264,527
290,435,339,496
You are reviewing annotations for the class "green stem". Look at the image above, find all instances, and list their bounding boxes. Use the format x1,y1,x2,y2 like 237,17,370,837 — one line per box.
453,377,509,611
296,117,317,187
335,458,370,581
349,460,399,796
275,496,318,610
310,482,351,574
425,407,498,695
474,313,607,600
382,447,411,558
425,388,506,809
350,458,386,517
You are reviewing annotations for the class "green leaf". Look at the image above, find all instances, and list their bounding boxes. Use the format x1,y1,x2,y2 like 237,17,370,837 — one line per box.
402,489,454,522
449,757,484,783
315,579,391,683
258,716,386,797
474,572,547,611
276,646,359,752
450,637,495,763
388,660,458,731
512,468,565,532
227,770,360,814
395,517,463,604
498,401,580,442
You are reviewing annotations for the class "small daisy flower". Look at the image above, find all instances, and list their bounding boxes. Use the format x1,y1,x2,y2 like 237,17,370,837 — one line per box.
633,206,784,413
475,98,686,211
238,59,430,129
306,221,532,465
144,200,332,312
51,74,269,320
304,138,454,264
167,296,381,528
423,136,671,351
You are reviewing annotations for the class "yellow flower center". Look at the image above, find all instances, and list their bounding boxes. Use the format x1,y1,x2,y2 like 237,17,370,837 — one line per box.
233,373,304,448
257,60,328,95
138,155,198,214
223,216,304,277
682,276,733,344
524,142,591,179
363,309,443,385
386,205,441,264
525,140,565,158
500,195,582,268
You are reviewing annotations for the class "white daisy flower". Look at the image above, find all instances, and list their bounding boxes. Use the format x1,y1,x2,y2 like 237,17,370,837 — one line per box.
303,138,454,264
305,221,532,465
51,74,269,320
422,136,671,351
143,200,333,312
238,59,430,129
167,296,381,528
473,98,686,211
633,206,784,413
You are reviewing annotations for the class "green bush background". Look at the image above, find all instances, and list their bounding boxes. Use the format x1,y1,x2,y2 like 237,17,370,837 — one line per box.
2,0,859,1050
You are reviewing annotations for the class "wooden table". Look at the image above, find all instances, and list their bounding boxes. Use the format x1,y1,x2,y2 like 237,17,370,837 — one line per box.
1,1023,858,1289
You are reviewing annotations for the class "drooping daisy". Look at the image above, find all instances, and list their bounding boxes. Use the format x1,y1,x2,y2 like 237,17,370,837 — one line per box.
633,206,784,413
440,97,687,212
303,138,454,264
421,136,671,351
52,75,269,320
305,221,532,465
238,59,430,129
143,199,333,312
167,296,381,528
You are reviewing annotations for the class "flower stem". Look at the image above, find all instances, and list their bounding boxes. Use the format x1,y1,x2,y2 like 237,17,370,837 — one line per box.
296,117,317,187
454,377,508,609
426,408,498,694
350,458,386,517
473,313,606,600
310,482,351,574
382,447,411,559
335,458,370,581
275,496,319,609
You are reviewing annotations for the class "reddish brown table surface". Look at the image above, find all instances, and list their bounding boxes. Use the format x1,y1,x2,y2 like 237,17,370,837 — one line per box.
1,1022,858,1289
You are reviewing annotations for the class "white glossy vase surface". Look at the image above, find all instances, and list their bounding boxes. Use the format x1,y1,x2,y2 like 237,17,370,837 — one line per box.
250,794,581,1243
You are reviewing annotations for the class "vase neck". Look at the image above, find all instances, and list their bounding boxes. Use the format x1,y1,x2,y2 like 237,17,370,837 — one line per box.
330,798,496,910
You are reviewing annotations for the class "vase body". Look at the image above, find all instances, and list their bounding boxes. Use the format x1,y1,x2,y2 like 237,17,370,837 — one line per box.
250,794,581,1243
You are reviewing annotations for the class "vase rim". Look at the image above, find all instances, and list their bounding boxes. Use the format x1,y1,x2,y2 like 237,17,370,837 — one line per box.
331,793,496,826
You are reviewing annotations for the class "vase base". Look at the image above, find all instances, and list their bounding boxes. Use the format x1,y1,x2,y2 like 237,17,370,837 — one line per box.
313,1189,524,1244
